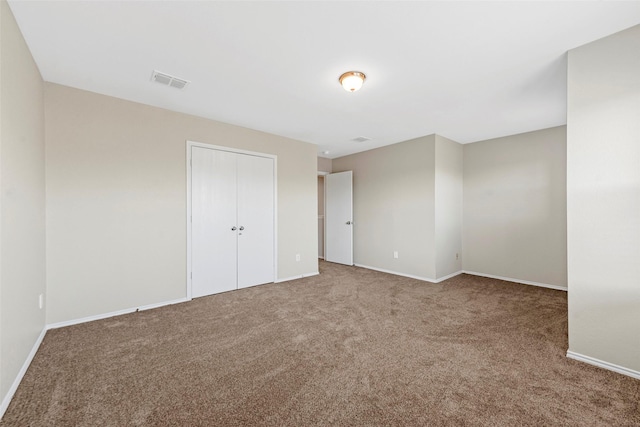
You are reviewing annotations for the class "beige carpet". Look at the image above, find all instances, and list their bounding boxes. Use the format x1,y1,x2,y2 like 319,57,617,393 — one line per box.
2,261,639,426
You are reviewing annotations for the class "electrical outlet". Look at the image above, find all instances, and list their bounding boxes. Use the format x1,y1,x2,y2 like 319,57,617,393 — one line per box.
296,254,301,262
393,251,399,259
38,294,44,309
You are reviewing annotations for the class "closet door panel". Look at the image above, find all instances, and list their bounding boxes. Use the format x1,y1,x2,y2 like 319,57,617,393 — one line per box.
191,147,238,297
236,154,275,288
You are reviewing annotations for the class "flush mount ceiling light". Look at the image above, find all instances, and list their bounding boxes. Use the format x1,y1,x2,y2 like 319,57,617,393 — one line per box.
339,71,366,92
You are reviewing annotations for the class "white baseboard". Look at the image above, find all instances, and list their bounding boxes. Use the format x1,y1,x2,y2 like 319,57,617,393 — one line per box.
355,264,440,283
44,272,323,330
46,297,189,330
1,327,47,419
436,270,464,282
567,351,640,380
355,264,463,284
352,264,564,291
462,270,567,291
275,271,319,283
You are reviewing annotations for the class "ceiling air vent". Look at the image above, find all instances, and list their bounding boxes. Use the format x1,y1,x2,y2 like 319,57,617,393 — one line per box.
151,70,189,90
352,136,371,143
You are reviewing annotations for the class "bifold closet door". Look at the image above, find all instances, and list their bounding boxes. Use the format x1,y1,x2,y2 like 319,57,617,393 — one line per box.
237,154,274,289
191,146,275,298
191,147,238,297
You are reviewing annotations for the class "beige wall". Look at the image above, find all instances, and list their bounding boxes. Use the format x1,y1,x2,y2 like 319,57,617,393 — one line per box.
332,127,564,286
317,157,332,174
463,126,567,288
333,136,437,280
44,83,318,324
0,0,46,408
567,24,640,373
435,135,463,278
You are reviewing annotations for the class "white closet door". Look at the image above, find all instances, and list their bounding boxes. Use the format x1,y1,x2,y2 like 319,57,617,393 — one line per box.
191,147,238,297
236,154,275,289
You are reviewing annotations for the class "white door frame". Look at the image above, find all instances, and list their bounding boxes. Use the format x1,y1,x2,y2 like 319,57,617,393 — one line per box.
317,171,328,260
186,140,278,300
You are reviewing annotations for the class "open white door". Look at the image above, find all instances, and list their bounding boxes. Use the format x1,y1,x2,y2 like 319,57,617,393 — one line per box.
325,171,353,265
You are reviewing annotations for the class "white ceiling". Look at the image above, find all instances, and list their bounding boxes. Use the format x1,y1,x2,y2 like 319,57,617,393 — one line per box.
8,1,640,159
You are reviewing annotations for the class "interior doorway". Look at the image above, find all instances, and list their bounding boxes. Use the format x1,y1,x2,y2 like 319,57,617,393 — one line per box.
317,172,327,259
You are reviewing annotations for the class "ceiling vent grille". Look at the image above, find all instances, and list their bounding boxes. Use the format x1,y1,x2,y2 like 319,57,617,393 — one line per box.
151,70,189,89
352,136,371,143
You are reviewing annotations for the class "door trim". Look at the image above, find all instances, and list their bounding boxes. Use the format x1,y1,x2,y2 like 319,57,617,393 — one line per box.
186,140,278,300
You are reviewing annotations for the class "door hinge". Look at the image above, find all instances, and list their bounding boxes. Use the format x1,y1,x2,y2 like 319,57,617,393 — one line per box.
190,272,193,279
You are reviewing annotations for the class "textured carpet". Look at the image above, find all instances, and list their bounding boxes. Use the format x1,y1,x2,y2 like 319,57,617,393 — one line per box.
2,261,639,426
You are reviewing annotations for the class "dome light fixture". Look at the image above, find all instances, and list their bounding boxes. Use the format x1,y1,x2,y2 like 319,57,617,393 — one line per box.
339,71,366,92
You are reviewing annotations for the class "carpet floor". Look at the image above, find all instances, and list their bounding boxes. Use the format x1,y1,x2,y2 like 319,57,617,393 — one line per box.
2,261,639,426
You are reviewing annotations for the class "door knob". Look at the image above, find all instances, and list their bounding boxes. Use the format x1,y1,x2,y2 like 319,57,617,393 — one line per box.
239,226,245,230
346,221,352,225
231,226,237,231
